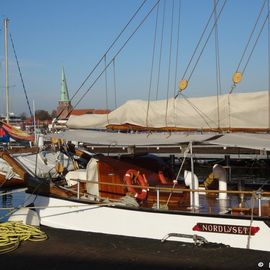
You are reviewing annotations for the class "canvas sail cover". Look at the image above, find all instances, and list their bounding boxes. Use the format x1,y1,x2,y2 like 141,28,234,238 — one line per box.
67,91,269,131
0,126,10,142
0,121,34,142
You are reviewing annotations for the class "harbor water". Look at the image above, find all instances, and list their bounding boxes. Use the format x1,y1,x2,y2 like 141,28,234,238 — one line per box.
0,188,26,221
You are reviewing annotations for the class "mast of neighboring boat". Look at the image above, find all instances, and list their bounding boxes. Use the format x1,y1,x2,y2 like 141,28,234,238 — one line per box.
268,0,270,131
190,141,195,210
4,18,10,124
213,0,221,131
33,100,37,145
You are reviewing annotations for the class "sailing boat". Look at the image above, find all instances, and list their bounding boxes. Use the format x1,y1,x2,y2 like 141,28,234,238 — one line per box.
8,0,270,252
17,133,270,252
0,18,35,188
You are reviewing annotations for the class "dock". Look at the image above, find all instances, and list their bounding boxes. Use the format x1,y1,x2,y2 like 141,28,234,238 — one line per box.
2,225,270,270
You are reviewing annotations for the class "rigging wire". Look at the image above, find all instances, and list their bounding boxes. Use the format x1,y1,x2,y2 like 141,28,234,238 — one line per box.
71,0,147,101
146,1,160,127
166,142,190,207
268,0,270,131
187,0,227,83
229,3,270,94
172,0,182,128
9,33,33,119
180,0,221,81
174,0,226,99
242,12,270,76
104,55,109,124
67,0,161,115
213,0,221,130
173,0,182,97
228,1,269,128
155,0,166,100
113,58,117,109
165,0,175,127
235,0,267,74
55,0,148,120
104,55,108,110
180,92,218,129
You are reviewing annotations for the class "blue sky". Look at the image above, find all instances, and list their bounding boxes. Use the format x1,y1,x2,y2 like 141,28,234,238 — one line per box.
0,0,269,116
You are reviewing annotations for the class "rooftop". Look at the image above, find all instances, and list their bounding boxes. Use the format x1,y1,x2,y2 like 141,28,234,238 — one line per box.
70,109,111,116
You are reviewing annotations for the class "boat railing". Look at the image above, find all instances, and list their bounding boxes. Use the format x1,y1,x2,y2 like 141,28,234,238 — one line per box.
69,178,270,216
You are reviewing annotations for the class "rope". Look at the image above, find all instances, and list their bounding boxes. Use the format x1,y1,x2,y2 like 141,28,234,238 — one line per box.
242,10,270,76
173,0,182,97
174,0,226,101
104,55,109,125
113,58,117,109
119,194,139,208
236,0,267,74
55,0,148,120
228,93,231,129
175,143,191,183
9,33,33,119
229,1,270,94
228,7,270,124
68,0,161,114
146,1,160,127
152,202,168,210
187,0,227,82
0,221,47,254
0,188,27,197
0,202,123,211
165,0,175,127
181,0,221,80
155,0,166,100
180,93,218,130
246,191,256,249
166,142,190,207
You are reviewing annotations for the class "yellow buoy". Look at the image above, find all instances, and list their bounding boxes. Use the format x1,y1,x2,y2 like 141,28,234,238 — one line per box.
232,72,242,84
178,79,188,91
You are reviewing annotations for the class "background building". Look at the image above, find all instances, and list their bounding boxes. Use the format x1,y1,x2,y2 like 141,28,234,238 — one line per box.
56,67,73,120
51,68,111,132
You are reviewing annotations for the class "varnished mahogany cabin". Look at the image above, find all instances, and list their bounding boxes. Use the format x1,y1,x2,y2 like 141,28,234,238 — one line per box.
95,154,190,207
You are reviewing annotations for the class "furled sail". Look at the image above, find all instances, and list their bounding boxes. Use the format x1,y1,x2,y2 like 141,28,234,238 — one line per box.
0,121,34,142
0,126,10,142
67,90,269,132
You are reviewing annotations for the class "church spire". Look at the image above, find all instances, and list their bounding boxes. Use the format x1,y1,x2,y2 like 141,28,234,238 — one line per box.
60,67,70,102
56,67,73,120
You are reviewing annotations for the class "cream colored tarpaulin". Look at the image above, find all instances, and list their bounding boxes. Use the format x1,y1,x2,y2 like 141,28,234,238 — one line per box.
207,133,270,151
67,91,269,130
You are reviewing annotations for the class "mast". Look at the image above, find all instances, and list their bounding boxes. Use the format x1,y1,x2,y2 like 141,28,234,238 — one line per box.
213,0,221,131
4,18,9,124
268,0,270,131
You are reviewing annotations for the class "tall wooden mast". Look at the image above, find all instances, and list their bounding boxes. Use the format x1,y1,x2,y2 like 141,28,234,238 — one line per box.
4,18,9,124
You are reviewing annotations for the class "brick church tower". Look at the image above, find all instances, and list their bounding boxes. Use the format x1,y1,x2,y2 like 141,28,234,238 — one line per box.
56,68,73,119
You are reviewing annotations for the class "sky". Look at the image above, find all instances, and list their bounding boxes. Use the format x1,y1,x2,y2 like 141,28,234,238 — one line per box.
0,0,269,116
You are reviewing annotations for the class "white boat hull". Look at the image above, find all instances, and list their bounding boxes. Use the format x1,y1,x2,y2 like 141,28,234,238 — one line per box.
31,194,270,252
